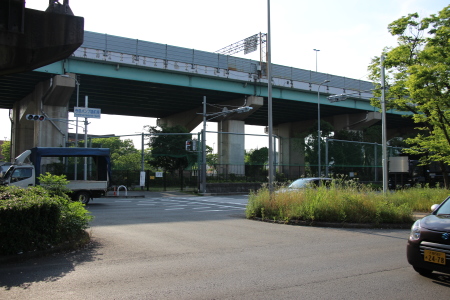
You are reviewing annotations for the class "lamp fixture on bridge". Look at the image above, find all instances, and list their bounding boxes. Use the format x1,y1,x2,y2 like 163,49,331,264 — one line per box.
327,94,348,102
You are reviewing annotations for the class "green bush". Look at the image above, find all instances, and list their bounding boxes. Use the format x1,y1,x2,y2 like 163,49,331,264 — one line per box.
0,183,92,256
246,181,449,225
38,172,72,198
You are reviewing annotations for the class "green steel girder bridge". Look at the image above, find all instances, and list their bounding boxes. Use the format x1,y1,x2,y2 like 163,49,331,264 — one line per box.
0,31,412,129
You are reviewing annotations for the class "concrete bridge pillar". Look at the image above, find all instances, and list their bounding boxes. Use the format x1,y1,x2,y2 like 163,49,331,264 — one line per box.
11,74,75,158
217,120,245,176
275,122,310,178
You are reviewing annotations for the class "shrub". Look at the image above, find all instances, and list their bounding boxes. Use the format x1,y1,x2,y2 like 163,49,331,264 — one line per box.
38,172,72,198
246,180,448,225
0,183,92,256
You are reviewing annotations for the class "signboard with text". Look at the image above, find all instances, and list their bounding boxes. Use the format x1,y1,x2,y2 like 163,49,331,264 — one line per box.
74,107,101,119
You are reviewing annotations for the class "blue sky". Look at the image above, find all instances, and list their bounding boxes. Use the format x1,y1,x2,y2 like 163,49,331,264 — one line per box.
1,0,448,148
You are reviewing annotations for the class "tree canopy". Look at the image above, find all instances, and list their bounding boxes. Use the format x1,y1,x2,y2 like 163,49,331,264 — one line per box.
90,137,146,170
1,141,10,162
145,124,196,173
368,5,450,179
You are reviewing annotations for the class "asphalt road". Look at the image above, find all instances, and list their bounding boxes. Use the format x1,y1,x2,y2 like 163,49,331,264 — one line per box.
1,193,449,299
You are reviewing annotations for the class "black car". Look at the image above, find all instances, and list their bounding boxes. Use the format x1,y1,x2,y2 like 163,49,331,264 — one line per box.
407,196,450,275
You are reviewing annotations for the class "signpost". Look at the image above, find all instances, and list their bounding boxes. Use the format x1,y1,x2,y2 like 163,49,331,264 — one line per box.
73,97,101,180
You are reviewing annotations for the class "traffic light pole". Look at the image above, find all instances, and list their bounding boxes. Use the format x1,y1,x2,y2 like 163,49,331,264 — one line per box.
84,95,88,180
201,96,207,194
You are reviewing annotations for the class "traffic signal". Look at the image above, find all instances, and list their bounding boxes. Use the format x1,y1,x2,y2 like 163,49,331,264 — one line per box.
26,114,45,121
185,140,192,151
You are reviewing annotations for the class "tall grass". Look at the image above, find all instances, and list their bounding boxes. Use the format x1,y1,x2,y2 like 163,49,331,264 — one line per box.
246,180,449,224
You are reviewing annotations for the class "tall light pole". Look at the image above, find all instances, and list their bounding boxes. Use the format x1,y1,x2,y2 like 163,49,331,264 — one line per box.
61,74,80,179
313,49,320,72
381,55,388,194
317,80,330,177
202,96,207,194
267,0,274,193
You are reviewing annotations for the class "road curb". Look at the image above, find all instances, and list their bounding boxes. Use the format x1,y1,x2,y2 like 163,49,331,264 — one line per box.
250,217,415,229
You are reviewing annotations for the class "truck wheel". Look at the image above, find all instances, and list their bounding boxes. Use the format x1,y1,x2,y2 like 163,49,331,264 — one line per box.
76,191,91,204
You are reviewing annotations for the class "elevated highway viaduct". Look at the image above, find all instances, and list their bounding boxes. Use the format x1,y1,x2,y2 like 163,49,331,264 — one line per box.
0,31,414,177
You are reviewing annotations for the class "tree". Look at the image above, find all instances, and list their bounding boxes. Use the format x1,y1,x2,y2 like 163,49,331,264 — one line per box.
368,5,450,186
90,137,146,170
245,147,269,179
206,145,218,171
145,124,196,173
1,141,10,162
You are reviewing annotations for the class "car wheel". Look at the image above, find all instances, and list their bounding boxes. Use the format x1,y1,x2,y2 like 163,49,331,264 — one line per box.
413,266,433,276
76,191,91,204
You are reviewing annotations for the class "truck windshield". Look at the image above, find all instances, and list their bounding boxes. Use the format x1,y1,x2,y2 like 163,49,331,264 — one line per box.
2,166,14,180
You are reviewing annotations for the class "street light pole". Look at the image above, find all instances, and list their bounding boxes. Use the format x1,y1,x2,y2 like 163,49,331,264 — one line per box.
317,80,330,178
61,74,80,179
84,95,88,180
381,55,388,194
313,49,320,72
267,0,274,193
202,96,207,194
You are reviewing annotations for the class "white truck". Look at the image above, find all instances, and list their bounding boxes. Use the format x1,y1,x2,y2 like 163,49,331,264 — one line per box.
0,147,111,204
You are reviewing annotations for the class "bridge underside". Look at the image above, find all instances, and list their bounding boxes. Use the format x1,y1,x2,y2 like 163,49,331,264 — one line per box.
0,70,413,130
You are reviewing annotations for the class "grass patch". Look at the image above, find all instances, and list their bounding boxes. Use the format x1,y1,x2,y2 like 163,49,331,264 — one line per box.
246,181,449,224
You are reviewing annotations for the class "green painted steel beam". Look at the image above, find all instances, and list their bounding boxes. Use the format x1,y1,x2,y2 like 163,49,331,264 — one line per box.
35,58,402,116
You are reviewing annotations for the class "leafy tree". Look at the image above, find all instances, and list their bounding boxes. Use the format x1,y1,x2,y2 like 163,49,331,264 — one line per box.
245,147,268,179
206,145,218,171
91,137,137,156
1,140,10,162
368,5,450,186
90,137,148,170
245,147,268,165
145,124,196,173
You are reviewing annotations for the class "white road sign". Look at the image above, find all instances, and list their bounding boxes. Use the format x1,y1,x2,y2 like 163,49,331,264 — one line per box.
74,107,101,119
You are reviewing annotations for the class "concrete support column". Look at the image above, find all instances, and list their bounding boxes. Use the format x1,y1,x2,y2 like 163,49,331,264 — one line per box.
276,123,307,179
217,120,245,176
11,74,75,158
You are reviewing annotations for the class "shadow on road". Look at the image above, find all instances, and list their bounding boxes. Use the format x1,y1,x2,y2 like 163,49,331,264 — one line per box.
0,240,102,290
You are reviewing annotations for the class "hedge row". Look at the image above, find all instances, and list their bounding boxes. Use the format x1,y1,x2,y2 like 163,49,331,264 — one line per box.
0,186,92,256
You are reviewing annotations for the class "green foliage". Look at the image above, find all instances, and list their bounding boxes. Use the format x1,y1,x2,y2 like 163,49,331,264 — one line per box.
246,180,448,225
0,186,92,255
1,140,11,162
245,147,268,165
206,145,218,169
245,147,268,178
90,137,150,171
38,172,72,198
368,5,450,184
145,124,196,173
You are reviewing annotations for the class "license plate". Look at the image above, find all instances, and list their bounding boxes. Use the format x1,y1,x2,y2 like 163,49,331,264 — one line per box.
424,249,446,265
